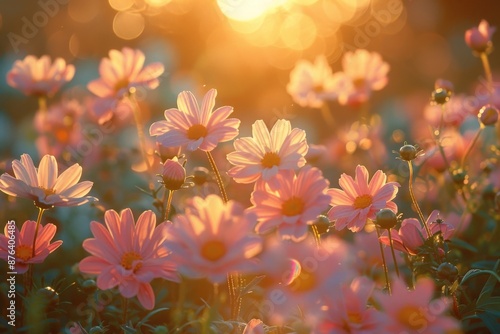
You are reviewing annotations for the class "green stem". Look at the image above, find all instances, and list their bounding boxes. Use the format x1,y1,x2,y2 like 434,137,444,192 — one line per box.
319,103,335,129
407,161,431,238
375,227,391,295
27,208,45,293
387,230,400,277
205,151,241,320
205,151,228,203
122,296,129,324
480,52,494,99
129,90,155,191
311,224,321,247
165,189,174,221
460,126,483,171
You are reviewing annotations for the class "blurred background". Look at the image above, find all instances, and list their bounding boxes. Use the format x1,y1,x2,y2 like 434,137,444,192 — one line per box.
0,0,499,151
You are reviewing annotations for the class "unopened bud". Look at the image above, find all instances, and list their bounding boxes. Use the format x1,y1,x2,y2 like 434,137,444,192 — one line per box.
192,166,210,186
431,88,452,105
465,20,495,53
478,105,499,126
161,157,186,190
375,209,398,229
436,262,459,281
399,144,419,161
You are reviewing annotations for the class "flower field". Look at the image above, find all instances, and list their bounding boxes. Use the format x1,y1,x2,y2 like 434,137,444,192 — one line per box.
0,1,499,333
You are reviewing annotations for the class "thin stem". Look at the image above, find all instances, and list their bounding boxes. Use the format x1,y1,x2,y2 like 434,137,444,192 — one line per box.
407,161,431,238
205,151,228,203
319,103,335,129
311,224,321,247
205,150,240,319
375,227,391,295
165,189,174,221
429,124,451,173
27,208,45,292
129,90,155,191
387,230,400,278
460,126,483,171
122,296,129,324
480,52,494,99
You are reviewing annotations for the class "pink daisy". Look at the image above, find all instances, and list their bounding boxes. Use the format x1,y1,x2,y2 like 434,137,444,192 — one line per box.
0,154,97,209
164,194,262,283
6,55,75,97
149,89,240,152
331,50,389,106
286,55,338,108
375,276,460,333
249,166,331,242
34,99,84,157
260,236,355,323
87,47,164,99
79,209,179,310
0,220,62,274
327,165,399,232
379,210,455,255
314,276,386,334
227,119,308,184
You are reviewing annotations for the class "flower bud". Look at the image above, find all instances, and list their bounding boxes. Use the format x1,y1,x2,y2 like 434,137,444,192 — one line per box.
192,166,210,186
399,144,419,161
313,215,331,234
431,88,451,105
465,20,495,53
161,157,186,190
375,208,398,229
80,279,97,294
436,262,459,281
478,105,499,126
451,168,467,187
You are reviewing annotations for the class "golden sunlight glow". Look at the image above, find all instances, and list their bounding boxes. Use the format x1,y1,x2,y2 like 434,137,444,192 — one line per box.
280,12,317,50
145,0,172,6
108,0,134,11
113,11,145,40
217,0,285,21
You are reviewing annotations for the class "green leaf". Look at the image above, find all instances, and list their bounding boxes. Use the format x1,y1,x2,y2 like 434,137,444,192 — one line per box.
477,311,500,333
138,307,169,326
449,238,478,253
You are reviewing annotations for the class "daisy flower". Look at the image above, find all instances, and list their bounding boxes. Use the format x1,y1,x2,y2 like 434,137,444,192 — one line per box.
379,210,455,255
0,220,62,274
150,89,240,152
227,119,308,184
331,49,389,106
79,209,179,310
0,154,97,209
87,47,164,99
261,236,354,323
314,276,386,334
6,55,75,97
375,276,460,333
249,166,331,242
164,194,262,283
286,55,338,108
327,165,399,232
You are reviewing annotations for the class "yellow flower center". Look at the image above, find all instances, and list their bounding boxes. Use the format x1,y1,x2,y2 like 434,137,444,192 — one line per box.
397,305,427,330
290,268,316,293
353,194,372,209
353,78,366,89
347,311,363,324
261,152,281,168
16,245,32,261
200,240,226,262
187,124,208,140
114,78,130,93
121,252,142,272
282,197,305,217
